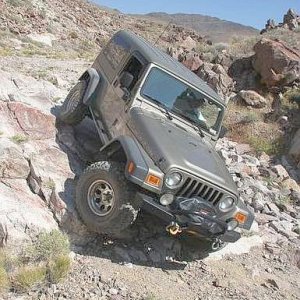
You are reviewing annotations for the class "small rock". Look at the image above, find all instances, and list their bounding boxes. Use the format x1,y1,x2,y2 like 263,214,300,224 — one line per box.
109,288,119,295
272,165,289,180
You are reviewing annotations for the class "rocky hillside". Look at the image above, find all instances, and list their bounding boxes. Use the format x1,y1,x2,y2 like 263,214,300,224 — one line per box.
138,12,259,43
0,1,300,299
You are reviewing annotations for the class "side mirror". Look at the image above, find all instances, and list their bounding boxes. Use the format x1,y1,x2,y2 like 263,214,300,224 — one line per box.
219,126,228,138
119,71,134,89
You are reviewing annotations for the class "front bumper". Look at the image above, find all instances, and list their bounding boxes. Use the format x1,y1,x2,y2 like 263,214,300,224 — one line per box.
137,192,252,243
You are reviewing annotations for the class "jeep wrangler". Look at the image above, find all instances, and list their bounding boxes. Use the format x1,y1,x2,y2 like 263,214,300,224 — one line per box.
59,30,254,251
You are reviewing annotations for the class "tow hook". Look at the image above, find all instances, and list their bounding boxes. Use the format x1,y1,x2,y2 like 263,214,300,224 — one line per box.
166,222,182,235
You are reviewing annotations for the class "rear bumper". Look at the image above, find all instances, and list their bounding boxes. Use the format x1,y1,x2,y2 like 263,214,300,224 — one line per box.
137,192,242,243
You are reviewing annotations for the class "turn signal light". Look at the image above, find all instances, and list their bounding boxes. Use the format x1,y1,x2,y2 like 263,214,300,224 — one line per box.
145,174,161,187
127,161,135,174
235,212,247,224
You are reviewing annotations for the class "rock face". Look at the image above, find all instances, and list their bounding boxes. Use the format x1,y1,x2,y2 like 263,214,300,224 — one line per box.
197,63,234,99
228,56,259,92
236,90,267,108
167,47,203,72
0,70,98,246
261,9,300,33
252,38,300,88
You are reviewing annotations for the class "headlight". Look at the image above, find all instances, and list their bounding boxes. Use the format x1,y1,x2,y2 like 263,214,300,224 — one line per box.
165,172,182,188
219,197,234,212
227,219,239,231
160,193,175,205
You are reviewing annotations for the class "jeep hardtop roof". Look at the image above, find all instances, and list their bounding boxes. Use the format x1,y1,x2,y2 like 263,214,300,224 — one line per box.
116,30,225,105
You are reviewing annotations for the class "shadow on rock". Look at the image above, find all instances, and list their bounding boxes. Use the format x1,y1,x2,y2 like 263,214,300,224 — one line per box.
75,211,211,269
51,106,210,268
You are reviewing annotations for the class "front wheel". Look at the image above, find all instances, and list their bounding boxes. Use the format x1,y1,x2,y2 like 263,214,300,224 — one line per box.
75,161,141,235
59,80,87,125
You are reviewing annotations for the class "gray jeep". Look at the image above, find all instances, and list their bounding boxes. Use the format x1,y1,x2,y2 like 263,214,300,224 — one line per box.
59,30,254,251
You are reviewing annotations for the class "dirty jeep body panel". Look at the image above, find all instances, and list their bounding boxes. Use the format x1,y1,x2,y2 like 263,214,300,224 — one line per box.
73,29,254,243
127,107,237,194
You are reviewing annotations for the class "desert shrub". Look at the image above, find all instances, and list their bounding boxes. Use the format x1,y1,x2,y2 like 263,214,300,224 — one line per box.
0,267,9,292
283,88,300,109
240,111,262,124
247,135,284,156
48,255,71,283
229,35,260,58
0,231,71,295
0,47,13,57
213,42,229,52
14,265,46,291
264,27,300,49
25,230,70,262
7,0,30,7
10,134,28,144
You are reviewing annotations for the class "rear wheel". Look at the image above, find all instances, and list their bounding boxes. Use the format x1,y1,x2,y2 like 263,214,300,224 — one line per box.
59,80,87,125
75,161,141,235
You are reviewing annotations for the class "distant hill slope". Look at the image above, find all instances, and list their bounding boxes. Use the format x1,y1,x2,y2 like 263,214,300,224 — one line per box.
138,12,259,43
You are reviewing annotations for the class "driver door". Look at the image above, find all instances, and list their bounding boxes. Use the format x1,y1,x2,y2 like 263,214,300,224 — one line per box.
101,54,144,138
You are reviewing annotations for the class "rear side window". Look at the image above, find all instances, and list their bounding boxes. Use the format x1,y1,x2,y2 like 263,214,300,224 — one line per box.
103,35,129,71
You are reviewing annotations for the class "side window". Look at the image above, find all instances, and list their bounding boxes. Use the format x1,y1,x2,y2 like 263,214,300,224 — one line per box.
121,56,143,91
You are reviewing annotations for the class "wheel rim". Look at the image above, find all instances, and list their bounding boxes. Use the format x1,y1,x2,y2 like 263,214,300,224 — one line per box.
87,180,115,216
62,88,80,113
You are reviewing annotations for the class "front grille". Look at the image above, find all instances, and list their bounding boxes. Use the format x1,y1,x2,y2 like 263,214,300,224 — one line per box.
176,177,223,205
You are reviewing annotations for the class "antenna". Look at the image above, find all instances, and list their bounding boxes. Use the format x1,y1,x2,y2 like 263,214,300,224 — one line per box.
153,21,172,46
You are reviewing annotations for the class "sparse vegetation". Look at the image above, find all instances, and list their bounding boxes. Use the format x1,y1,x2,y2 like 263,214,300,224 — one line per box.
48,255,71,283
0,267,9,292
0,230,71,293
10,134,28,144
7,0,31,7
247,135,284,156
15,265,46,291
43,178,56,190
283,88,300,109
25,230,70,262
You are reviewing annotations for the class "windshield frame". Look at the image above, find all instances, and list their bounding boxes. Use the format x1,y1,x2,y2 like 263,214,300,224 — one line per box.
138,64,225,137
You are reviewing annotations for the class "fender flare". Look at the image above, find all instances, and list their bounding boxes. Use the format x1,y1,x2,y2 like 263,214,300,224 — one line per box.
79,68,100,104
101,136,164,192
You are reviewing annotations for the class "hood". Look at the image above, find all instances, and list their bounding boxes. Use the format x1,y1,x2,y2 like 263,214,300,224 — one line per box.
128,107,238,195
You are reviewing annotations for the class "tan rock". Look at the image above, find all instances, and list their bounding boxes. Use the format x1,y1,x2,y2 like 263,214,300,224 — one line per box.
237,90,267,108
180,36,197,50
281,178,300,193
252,38,300,88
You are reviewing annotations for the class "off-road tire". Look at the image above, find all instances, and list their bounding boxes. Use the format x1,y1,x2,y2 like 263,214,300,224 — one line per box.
75,161,141,235
59,80,87,125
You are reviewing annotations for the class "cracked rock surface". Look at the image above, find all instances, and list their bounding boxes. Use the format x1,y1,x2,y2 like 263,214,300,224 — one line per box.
0,56,299,300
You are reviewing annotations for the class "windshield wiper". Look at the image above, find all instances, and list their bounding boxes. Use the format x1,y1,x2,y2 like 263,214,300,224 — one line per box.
143,94,173,120
171,108,205,138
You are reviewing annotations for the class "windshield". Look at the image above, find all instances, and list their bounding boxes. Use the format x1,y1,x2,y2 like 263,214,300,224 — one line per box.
141,67,224,135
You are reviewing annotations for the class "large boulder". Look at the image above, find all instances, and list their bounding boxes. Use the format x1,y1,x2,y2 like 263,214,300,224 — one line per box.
0,70,64,113
0,101,56,139
0,95,98,246
197,63,234,98
252,38,300,88
283,9,300,30
179,36,197,51
228,56,259,91
236,90,267,108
